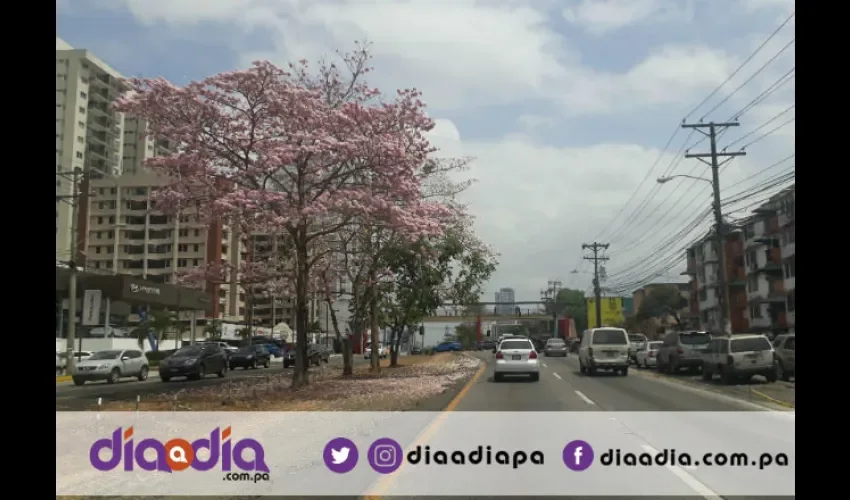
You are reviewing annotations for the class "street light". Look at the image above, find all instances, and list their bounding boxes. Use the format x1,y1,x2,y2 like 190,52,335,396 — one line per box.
657,175,712,185
656,173,731,334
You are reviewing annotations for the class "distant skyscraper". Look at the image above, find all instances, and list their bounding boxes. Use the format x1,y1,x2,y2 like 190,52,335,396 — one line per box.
494,288,515,315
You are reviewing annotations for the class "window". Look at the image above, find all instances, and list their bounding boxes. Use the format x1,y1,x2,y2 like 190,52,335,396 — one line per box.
749,305,763,318
730,337,771,353
95,247,101,254
178,244,188,252
699,289,706,301
79,106,86,114
194,229,200,237
747,277,759,293
79,91,87,99
177,258,188,267
79,121,85,128
591,329,628,345
499,340,534,350
97,217,103,224
96,232,102,239
786,290,795,311
784,338,795,351
193,244,199,252
679,332,711,345
193,259,200,266
75,152,83,159
179,229,189,237
784,259,795,278
77,136,84,143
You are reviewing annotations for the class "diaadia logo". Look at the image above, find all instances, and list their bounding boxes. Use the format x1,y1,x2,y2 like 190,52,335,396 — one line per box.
89,426,270,481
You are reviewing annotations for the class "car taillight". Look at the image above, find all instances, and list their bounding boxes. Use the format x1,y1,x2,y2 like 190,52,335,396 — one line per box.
727,355,734,365
495,351,504,359
676,347,683,354
529,351,538,359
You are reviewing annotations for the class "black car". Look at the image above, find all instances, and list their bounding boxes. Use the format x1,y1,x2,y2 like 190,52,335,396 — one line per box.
477,341,496,351
229,345,271,370
283,344,330,368
159,344,227,382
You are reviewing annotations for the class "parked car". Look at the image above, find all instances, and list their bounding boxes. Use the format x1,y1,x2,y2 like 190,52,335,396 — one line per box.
656,331,712,374
578,327,630,376
229,345,271,370
772,334,795,381
435,341,462,352
364,343,388,360
283,345,330,367
72,349,150,386
635,341,663,369
543,338,568,357
627,333,647,363
701,334,778,384
159,344,227,382
264,343,283,358
410,345,423,355
494,338,540,382
477,340,496,351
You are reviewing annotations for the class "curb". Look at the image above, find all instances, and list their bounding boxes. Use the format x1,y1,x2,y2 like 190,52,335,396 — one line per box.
750,389,795,409
56,375,72,383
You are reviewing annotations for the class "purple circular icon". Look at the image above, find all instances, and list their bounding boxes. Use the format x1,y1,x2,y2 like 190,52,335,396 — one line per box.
323,437,359,473
367,437,404,474
563,440,594,471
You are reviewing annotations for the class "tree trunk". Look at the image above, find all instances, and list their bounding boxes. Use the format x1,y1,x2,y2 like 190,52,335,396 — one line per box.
291,232,310,389
369,290,381,373
390,326,404,367
326,295,353,376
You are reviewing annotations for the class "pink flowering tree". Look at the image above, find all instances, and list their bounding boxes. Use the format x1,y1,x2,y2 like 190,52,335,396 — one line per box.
114,44,449,388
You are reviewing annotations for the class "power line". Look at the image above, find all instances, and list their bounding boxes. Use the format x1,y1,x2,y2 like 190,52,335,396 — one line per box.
684,11,795,120
728,67,795,120
725,104,795,148
725,154,794,189
738,117,794,150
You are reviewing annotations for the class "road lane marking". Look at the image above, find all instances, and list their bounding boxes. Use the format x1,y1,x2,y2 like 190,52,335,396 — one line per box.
364,358,487,499
639,444,721,500
552,372,562,380
542,363,548,368
575,390,596,405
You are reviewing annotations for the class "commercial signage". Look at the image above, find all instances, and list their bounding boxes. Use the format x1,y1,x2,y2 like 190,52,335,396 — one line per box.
82,289,102,326
130,282,161,295
586,297,625,327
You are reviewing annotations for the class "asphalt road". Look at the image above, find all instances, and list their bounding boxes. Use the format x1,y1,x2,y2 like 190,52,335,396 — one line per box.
55,355,371,410
452,351,782,411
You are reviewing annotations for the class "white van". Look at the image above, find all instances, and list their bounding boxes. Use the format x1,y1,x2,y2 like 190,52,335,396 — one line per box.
578,327,630,376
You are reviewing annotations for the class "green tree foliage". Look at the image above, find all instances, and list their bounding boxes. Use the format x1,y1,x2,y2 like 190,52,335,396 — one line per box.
204,319,223,340
637,286,688,325
380,230,497,365
541,289,588,333
455,323,478,348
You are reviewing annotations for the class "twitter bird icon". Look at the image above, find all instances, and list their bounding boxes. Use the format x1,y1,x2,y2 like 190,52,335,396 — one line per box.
324,437,359,473
331,447,350,464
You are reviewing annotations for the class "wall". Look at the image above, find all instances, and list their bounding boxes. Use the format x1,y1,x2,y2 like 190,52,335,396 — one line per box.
56,338,153,354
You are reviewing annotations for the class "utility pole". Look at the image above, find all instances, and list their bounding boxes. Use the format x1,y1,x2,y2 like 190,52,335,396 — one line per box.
57,167,83,373
540,280,562,337
682,121,746,334
582,242,609,328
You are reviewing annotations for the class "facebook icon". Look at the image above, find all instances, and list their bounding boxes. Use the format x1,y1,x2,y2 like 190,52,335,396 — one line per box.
563,440,594,471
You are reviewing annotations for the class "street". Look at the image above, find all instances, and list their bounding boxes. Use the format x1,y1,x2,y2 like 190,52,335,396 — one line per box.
55,356,372,410
452,352,790,411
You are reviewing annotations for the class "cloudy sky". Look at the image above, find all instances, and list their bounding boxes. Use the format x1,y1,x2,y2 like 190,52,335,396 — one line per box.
57,0,795,304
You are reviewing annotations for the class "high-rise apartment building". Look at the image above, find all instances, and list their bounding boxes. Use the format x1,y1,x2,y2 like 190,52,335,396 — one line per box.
494,287,515,315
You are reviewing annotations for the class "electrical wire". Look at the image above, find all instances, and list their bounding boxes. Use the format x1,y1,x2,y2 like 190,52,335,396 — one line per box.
725,154,794,189
728,67,795,120
683,11,795,120
725,105,795,149
700,37,795,120
739,117,794,150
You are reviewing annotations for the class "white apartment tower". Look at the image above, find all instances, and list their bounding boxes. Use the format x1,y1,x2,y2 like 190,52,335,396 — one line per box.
495,287,515,315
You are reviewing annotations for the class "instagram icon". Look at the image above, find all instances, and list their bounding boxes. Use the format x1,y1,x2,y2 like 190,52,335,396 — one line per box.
367,438,403,474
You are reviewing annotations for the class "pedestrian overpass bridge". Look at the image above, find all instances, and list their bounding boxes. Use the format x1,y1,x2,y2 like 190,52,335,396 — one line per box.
423,304,551,322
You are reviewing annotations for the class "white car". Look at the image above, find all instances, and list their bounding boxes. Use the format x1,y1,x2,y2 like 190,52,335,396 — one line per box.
72,349,150,386
364,343,387,360
635,341,662,369
578,327,630,376
494,338,540,382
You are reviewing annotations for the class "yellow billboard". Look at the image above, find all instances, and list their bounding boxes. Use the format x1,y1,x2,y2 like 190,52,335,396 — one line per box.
586,297,625,328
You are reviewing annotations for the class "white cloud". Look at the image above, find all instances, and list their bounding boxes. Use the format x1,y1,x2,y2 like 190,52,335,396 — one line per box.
64,0,795,300
562,0,694,36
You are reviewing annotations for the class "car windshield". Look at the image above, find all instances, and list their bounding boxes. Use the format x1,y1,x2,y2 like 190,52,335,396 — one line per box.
680,332,711,345
88,350,122,360
592,329,628,345
546,339,565,346
173,346,202,356
500,340,533,350
731,337,772,353
648,341,663,349
628,334,646,342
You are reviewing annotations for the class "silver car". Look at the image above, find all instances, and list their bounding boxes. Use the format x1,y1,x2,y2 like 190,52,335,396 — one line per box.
494,338,540,382
72,349,150,386
543,338,568,357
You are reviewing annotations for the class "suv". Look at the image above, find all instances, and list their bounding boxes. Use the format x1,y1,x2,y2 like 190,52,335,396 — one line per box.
627,333,647,363
701,334,778,384
772,334,795,381
72,349,149,386
578,327,630,376
656,331,712,374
